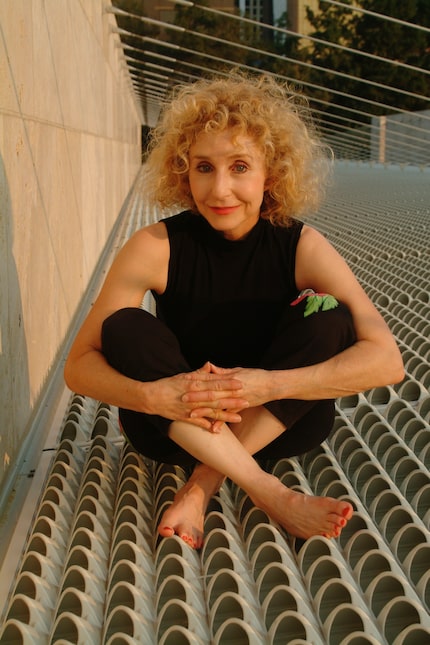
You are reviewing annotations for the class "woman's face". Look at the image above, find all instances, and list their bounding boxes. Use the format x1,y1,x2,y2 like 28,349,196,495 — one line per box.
188,129,267,240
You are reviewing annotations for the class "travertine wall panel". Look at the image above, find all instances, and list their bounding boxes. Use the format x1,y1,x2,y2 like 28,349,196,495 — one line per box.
0,0,142,489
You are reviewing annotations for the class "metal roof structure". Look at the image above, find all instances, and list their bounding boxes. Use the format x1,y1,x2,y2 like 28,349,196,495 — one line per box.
109,0,430,165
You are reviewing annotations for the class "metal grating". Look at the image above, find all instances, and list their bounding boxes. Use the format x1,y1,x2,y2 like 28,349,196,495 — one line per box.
0,162,429,644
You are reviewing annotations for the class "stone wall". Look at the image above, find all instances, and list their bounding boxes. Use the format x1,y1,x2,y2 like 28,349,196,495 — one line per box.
0,0,142,490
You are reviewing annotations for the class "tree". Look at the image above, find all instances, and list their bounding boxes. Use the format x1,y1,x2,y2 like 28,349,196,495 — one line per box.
170,0,294,76
304,0,429,116
354,0,430,112
169,0,249,73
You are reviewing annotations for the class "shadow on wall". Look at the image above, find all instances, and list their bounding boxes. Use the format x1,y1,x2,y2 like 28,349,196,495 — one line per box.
0,153,30,489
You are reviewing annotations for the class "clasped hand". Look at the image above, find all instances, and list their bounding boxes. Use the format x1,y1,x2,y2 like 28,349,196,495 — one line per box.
149,361,271,432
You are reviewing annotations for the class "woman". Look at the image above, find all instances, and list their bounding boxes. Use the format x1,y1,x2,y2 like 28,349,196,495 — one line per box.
64,73,403,549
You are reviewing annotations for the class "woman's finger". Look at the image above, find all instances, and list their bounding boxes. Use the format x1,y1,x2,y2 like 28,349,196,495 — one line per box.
184,376,243,392
189,407,243,423
182,388,247,404
184,397,249,412
179,415,214,431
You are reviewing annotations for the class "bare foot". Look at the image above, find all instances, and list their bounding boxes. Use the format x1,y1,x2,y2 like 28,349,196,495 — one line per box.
249,473,353,540
157,465,223,549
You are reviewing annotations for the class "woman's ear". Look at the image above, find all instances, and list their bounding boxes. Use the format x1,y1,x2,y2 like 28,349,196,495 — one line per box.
264,175,272,191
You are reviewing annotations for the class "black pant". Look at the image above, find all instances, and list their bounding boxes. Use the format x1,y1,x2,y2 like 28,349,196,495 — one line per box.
102,300,356,466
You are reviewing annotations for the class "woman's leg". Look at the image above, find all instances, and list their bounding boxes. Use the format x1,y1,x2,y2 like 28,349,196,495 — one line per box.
102,302,355,547
101,307,197,466
157,403,340,548
102,299,354,463
260,298,356,435
164,416,353,546
159,299,357,546
255,401,335,460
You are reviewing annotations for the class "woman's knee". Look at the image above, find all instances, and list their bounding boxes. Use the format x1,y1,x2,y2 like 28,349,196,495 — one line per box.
102,308,156,347
102,307,190,380
290,301,356,364
261,299,356,370
316,301,356,352
101,308,154,372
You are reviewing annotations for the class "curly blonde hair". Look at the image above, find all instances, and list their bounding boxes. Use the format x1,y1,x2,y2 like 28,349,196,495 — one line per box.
143,72,332,225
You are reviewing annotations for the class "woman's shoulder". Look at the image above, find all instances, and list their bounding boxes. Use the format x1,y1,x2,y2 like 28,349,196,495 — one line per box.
128,211,197,257
130,220,169,247
124,221,170,271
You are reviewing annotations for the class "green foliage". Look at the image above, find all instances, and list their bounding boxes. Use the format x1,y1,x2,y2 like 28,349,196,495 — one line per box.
302,0,430,117
353,0,430,111
112,0,429,127
170,1,247,71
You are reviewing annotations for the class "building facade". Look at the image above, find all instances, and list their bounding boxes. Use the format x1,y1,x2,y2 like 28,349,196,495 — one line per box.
139,1,321,36
287,0,320,36
141,0,239,23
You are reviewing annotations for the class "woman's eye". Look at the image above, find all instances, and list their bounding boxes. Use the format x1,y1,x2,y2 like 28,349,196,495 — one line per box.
196,163,212,173
234,163,247,173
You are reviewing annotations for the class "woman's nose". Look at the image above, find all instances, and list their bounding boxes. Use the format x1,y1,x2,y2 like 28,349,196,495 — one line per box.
210,171,232,199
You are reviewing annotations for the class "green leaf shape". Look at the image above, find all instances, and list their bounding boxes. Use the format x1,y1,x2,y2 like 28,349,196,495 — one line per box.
304,295,323,317
303,294,339,317
321,294,339,311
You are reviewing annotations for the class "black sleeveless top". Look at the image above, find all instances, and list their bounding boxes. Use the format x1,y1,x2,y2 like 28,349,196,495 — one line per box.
152,211,303,369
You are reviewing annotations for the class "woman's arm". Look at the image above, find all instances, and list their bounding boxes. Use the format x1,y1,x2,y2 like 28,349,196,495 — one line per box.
64,222,247,429
64,223,169,411
242,225,404,404
284,225,404,398
192,225,404,410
